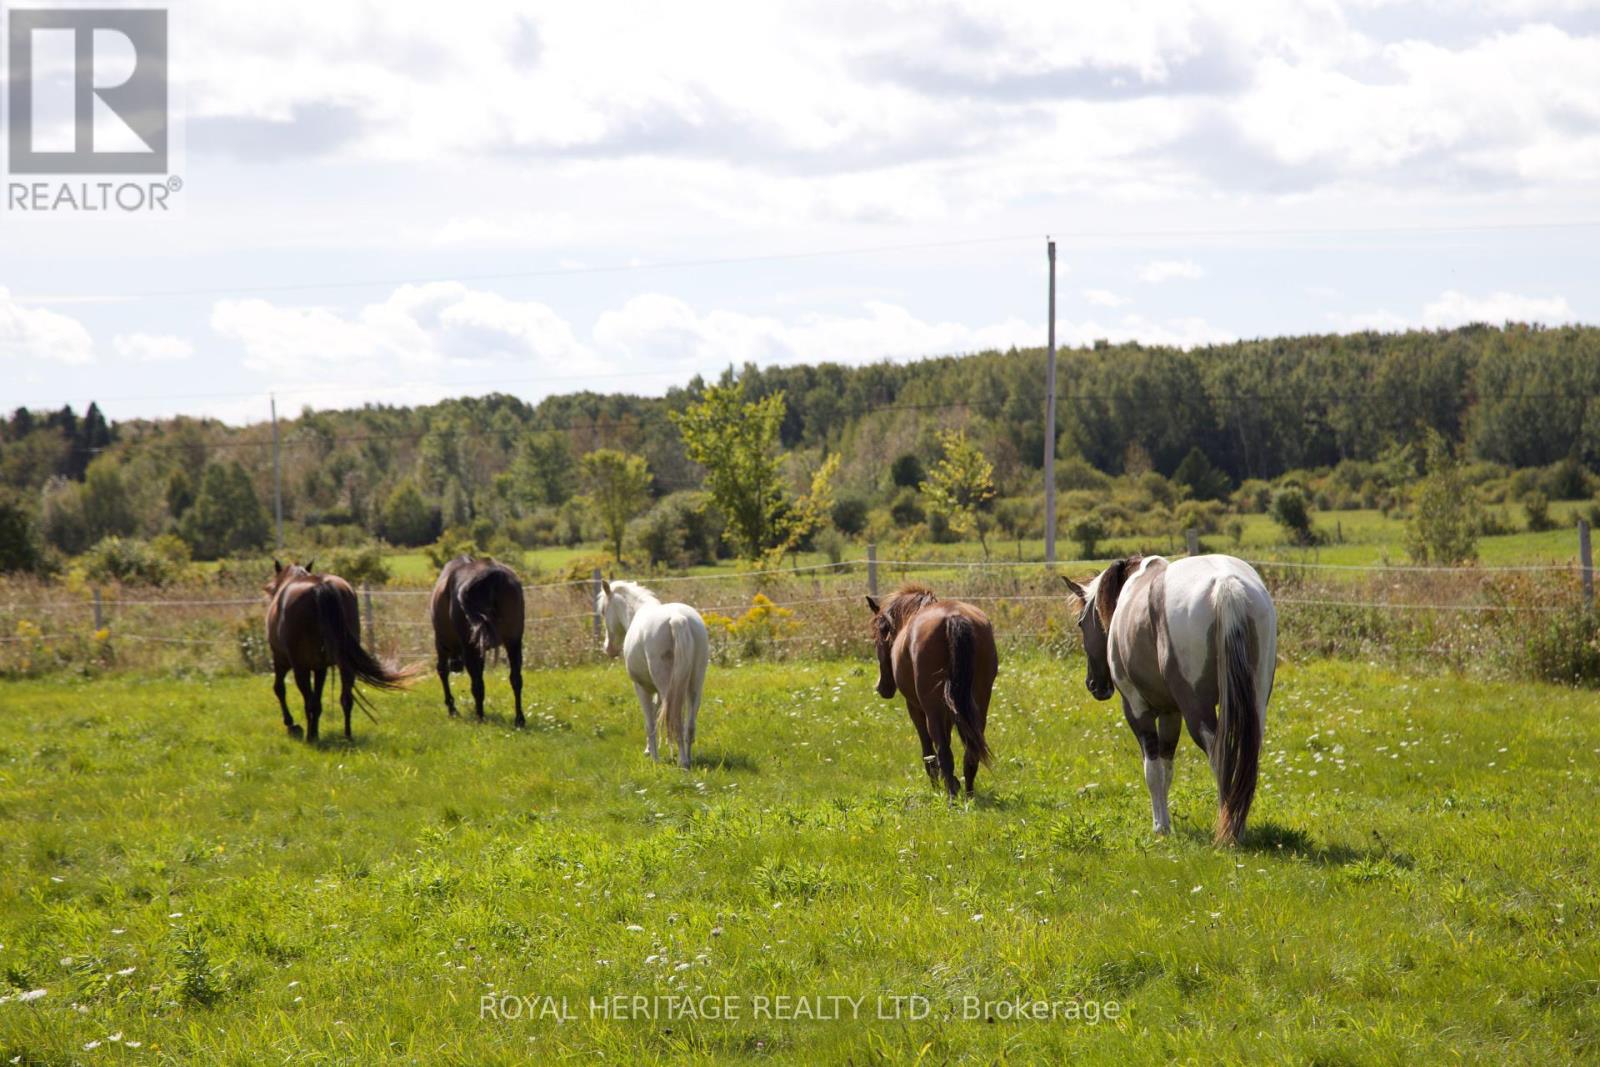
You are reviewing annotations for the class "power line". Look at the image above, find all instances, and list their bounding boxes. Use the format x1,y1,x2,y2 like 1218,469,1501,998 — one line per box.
15,216,1600,305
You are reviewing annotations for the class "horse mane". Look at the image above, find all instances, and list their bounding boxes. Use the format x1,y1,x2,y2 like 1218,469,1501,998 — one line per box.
608,580,660,606
881,582,938,634
1095,554,1144,627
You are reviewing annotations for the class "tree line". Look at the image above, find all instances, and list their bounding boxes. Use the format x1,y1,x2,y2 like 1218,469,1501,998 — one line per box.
1,322,1597,575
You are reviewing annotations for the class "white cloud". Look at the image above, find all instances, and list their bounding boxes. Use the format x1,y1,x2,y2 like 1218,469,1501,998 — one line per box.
1081,288,1130,308
1422,289,1575,326
113,333,194,362
1138,259,1205,283
0,288,94,365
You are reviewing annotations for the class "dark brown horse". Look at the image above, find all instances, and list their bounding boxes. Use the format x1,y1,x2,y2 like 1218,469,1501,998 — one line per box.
430,555,526,726
866,583,999,797
264,561,417,742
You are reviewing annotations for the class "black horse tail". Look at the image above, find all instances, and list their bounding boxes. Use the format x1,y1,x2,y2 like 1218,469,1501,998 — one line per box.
943,614,992,768
313,582,417,699
455,567,514,658
1213,576,1262,846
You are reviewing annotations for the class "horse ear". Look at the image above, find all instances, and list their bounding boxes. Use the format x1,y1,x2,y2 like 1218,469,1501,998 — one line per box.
273,559,282,574
305,559,315,574
1060,576,1086,599
601,579,612,596
865,595,880,614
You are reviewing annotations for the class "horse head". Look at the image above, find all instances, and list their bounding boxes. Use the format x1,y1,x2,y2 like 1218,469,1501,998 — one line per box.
864,595,897,698
264,559,311,598
1062,555,1140,702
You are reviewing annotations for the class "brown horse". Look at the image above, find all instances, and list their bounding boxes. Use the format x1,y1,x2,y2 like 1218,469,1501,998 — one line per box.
866,583,999,797
264,561,417,742
430,555,526,726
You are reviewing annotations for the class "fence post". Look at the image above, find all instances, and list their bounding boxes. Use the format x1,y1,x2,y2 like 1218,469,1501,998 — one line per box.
362,584,376,643
92,586,104,633
1580,519,1594,614
592,567,604,640
866,543,878,599
1185,528,1199,557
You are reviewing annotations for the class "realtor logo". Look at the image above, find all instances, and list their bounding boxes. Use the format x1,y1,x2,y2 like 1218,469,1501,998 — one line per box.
6,7,168,174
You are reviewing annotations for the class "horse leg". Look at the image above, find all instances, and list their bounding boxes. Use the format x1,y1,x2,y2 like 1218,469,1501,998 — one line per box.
273,655,301,738
465,649,486,720
436,647,457,718
905,698,938,787
633,681,659,761
1179,700,1220,785
962,697,989,797
1124,696,1180,834
339,666,354,741
507,639,525,729
311,667,327,742
292,666,315,743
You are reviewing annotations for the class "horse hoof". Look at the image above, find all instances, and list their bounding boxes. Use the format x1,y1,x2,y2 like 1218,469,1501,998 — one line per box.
286,724,303,738
514,717,526,729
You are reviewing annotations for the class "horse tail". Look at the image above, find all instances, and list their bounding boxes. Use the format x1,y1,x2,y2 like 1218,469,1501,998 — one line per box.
313,582,418,700
658,612,696,758
943,614,992,768
1213,575,1262,846
455,568,511,658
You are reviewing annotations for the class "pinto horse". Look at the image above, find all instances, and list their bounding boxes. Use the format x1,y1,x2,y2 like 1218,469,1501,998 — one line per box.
1063,554,1276,844
866,584,998,797
430,555,526,726
264,561,417,742
597,580,710,769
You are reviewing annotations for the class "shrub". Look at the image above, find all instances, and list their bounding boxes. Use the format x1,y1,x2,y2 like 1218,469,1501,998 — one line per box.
1068,512,1109,560
0,494,48,575
82,536,178,586
1233,480,1274,514
1524,610,1600,687
1271,489,1317,546
888,488,925,528
627,492,724,570
890,453,924,489
1405,431,1477,565
1055,457,1111,493
830,495,869,536
1523,492,1556,533
378,482,440,547
328,543,391,586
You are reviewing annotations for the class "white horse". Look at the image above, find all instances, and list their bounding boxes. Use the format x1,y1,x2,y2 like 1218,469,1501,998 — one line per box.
1063,554,1277,844
596,580,710,769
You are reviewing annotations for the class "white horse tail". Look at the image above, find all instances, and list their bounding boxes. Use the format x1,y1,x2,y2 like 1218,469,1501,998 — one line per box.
1213,575,1262,846
658,612,695,760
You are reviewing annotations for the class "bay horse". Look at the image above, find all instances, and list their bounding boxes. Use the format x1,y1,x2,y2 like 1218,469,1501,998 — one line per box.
1062,554,1276,844
430,555,526,726
596,580,709,769
866,584,998,797
264,560,417,742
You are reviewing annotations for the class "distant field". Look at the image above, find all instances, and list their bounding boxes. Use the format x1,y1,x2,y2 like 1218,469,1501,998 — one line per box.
369,504,1591,589
2,655,1596,1062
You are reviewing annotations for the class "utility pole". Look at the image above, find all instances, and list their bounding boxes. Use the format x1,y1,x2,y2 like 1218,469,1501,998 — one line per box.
271,394,283,550
1043,238,1058,565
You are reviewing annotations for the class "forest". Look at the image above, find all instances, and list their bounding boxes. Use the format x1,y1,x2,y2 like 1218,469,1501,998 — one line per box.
1,322,1597,578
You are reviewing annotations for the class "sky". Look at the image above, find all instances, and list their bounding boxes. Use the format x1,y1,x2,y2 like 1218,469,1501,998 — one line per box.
3,0,1600,425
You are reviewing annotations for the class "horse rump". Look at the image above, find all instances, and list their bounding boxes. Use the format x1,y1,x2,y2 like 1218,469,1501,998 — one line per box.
455,565,521,658
1213,576,1262,845
943,614,992,768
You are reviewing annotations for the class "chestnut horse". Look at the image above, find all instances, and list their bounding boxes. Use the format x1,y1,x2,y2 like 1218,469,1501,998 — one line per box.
264,561,417,742
430,555,526,726
866,584,998,797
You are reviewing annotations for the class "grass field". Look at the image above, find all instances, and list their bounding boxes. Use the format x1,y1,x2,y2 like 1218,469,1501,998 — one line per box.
2,653,1597,1063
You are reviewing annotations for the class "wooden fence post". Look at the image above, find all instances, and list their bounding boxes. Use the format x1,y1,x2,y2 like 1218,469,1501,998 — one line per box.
866,543,878,599
1580,518,1594,615
592,567,604,640
1185,528,1199,557
92,587,104,633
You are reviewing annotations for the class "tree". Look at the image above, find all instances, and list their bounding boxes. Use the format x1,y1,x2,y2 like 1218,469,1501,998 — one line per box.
80,457,136,543
0,493,46,574
672,384,788,558
511,430,575,508
890,453,925,489
378,481,438,547
1068,512,1108,560
1173,446,1230,502
923,429,997,558
179,462,270,560
580,449,652,564
1405,430,1478,564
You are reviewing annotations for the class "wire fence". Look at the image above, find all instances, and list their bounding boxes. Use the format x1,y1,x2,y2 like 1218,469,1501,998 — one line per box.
2,538,1593,683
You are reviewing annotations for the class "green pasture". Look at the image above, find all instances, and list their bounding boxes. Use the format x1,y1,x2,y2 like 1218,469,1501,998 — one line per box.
1,653,1596,1062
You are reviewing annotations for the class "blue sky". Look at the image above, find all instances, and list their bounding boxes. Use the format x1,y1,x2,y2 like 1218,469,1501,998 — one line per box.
3,0,1599,424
